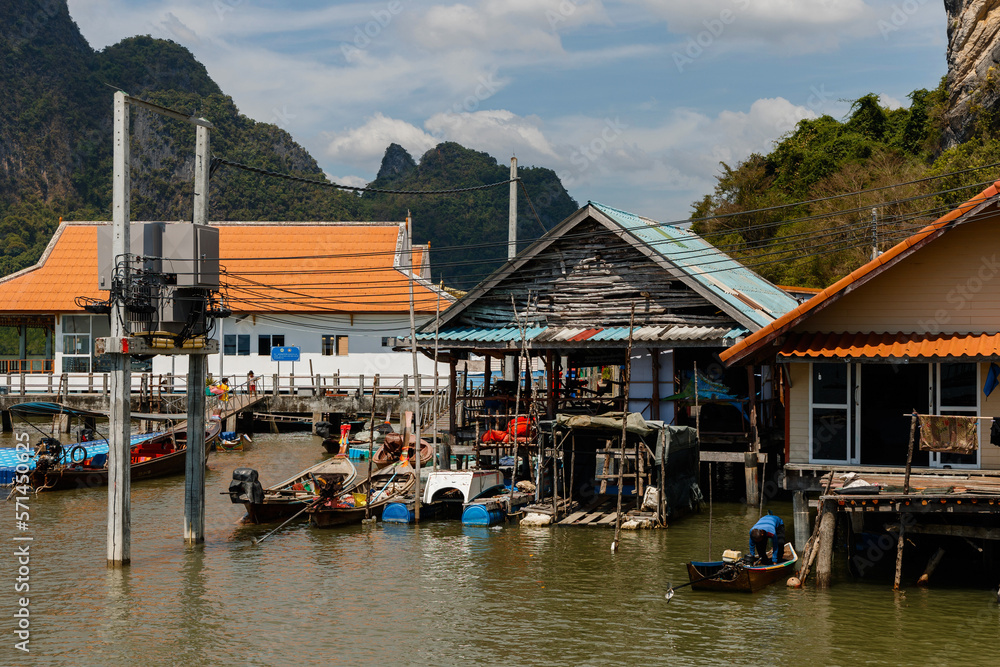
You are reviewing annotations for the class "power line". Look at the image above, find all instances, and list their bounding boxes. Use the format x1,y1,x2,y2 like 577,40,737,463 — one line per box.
211,156,517,195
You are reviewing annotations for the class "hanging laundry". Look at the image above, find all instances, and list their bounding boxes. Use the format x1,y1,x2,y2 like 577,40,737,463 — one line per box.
991,418,1000,447
918,414,979,454
985,363,1000,397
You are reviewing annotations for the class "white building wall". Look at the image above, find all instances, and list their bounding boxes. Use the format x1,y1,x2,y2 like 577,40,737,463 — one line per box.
161,312,444,381
52,312,445,388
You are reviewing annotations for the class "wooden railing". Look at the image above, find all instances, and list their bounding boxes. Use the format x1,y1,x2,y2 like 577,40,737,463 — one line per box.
0,359,53,374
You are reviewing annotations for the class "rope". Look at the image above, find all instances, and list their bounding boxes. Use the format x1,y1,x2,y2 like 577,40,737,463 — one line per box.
211,156,517,195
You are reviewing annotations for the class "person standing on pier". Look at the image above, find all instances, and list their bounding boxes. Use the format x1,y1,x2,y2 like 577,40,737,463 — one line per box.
748,513,786,565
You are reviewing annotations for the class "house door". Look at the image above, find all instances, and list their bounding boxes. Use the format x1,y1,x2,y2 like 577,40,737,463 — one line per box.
859,363,930,467
929,363,981,469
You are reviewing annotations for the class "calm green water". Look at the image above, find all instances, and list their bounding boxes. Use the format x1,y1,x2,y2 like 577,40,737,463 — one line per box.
1,430,997,666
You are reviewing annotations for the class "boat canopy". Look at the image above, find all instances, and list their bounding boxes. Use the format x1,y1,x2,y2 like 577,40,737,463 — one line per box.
8,402,107,419
8,402,181,422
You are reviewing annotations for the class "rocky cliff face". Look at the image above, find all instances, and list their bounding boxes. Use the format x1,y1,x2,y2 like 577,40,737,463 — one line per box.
943,0,1000,146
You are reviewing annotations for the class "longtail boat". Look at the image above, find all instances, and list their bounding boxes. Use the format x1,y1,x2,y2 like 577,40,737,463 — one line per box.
372,433,433,469
231,455,358,524
307,463,416,528
685,544,798,593
5,402,221,492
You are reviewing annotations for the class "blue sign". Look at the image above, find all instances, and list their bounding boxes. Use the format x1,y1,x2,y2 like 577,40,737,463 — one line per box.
270,346,300,362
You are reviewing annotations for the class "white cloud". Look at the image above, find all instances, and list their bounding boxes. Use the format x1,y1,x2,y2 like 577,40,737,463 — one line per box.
326,173,369,189
325,113,437,167
879,93,904,110
627,0,881,53
411,0,610,53
425,109,560,160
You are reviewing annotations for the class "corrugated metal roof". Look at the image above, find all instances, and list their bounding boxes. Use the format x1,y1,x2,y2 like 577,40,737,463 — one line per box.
778,332,1000,359
590,202,800,329
414,325,748,344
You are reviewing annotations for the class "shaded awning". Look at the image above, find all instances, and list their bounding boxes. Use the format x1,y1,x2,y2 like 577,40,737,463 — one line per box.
778,332,1000,361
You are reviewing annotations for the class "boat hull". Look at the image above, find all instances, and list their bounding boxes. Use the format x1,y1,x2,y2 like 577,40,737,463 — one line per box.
28,422,220,492
686,545,798,593
240,455,358,524
308,465,416,528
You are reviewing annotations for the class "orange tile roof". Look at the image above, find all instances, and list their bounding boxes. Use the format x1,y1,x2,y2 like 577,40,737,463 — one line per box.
720,180,1000,365
0,222,448,314
778,332,1000,360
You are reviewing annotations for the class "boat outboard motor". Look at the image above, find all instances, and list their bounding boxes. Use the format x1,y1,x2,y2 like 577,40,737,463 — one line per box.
229,468,264,505
314,421,333,440
39,438,64,462
74,426,95,442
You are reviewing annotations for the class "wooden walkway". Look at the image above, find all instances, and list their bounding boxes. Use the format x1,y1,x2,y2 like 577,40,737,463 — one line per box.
555,495,655,527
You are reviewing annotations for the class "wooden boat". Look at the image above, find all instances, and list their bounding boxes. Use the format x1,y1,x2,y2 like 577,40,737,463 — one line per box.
26,420,221,492
217,431,247,452
307,464,417,528
372,433,433,469
685,544,798,593
235,455,358,524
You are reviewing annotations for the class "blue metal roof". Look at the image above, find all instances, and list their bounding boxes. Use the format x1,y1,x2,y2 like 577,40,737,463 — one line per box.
415,325,747,344
590,202,799,329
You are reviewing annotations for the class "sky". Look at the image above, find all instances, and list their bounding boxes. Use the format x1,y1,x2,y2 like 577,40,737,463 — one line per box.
65,0,949,223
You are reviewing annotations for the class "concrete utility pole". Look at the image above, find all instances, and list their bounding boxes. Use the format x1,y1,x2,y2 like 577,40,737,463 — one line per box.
108,91,132,567
407,213,422,521
185,123,211,544
508,156,518,260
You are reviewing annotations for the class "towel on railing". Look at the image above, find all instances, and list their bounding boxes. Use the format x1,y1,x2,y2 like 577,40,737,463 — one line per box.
918,414,978,453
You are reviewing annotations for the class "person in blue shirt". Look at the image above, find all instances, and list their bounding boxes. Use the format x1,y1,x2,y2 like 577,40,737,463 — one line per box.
748,513,786,565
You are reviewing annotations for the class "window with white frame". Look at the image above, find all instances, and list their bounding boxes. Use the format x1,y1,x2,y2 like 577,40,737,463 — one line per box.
810,362,851,463
936,362,979,467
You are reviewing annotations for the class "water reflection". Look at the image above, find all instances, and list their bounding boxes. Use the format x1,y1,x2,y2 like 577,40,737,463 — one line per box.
3,430,999,665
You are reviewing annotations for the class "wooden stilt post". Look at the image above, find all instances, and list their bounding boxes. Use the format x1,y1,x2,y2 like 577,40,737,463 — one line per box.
893,521,906,591
917,548,946,586
107,91,132,568
612,303,635,554
816,501,836,589
745,367,760,507
904,411,917,495
793,491,810,552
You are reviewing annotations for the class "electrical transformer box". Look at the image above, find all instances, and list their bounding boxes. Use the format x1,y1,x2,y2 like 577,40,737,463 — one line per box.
97,222,164,290
162,224,220,288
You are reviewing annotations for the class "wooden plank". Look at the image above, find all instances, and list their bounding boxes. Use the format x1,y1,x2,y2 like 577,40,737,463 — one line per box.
558,511,588,525
596,513,619,525
700,451,768,463
577,512,605,525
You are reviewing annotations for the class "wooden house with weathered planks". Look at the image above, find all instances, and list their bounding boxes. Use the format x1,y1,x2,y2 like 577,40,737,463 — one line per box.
406,201,800,503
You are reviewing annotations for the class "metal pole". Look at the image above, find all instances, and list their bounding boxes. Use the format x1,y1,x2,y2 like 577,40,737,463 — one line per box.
184,122,211,544
107,91,132,567
407,213,421,522
433,294,442,471
508,156,517,261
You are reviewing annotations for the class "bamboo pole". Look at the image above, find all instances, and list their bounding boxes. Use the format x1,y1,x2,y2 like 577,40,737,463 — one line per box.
893,522,906,591
612,303,635,554
904,411,917,495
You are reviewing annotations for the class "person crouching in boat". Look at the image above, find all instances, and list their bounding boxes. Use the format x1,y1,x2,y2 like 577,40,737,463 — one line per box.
748,513,786,565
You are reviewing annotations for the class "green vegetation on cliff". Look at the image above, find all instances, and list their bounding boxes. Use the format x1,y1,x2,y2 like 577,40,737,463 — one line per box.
691,82,1000,288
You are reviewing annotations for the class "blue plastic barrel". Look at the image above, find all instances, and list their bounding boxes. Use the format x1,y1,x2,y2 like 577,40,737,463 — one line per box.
382,502,415,524
462,504,505,526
